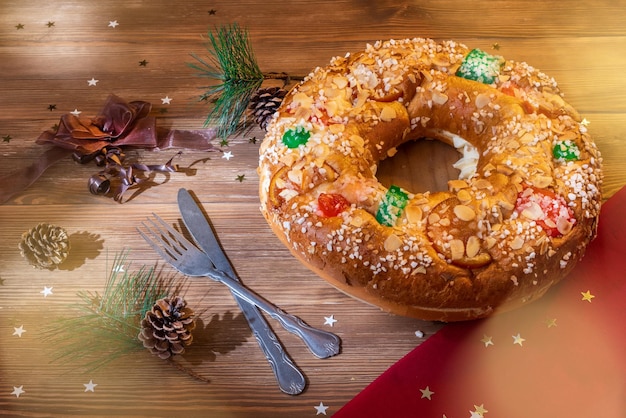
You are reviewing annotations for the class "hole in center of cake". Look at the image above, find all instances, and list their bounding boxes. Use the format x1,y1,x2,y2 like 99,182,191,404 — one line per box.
376,138,466,194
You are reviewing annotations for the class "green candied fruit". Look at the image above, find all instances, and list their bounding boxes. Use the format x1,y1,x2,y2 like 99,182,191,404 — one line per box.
376,185,409,227
456,48,503,84
282,126,310,148
553,140,580,161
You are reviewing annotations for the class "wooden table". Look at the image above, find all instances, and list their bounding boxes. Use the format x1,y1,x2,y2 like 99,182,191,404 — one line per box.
1,1,624,416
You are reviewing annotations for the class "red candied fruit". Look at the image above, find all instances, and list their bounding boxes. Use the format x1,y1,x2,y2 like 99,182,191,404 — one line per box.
318,193,350,217
515,186,576,237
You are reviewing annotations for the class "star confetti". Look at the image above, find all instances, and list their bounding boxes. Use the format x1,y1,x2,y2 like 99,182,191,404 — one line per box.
419,386,434,400
40,286,53,297
139,59,148,67
46,21,55,27
492,42,500,50
545,318,557,328
581,118,590,126
314,402,329,415
83,380,98,392
48,104,57,111
222,151,233,160
87,77,99,86
323,315,337,327
12,326,26,337
208,9,217,15
512,333,525,346
236,174,245,182
15,23,24,30
581,290,595,302
3,134,11,143
220,138,230,147
108,20,119,28
248,136,258,144
414,330,424,338
70,109,81,116
160,96,172,105
11,386,25,398
473,404,488,416
480,335,494,347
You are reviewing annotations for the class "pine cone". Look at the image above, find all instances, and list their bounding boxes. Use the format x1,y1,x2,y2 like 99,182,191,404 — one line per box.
138,296,195,360
18,223,70,269
248,87,287,130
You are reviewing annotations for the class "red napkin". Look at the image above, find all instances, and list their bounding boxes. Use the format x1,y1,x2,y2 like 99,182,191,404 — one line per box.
334,186,626,418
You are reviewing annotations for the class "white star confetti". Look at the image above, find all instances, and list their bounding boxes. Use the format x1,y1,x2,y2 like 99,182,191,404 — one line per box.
581,118,590,126
108,20,119,28
419,386,434,400
480,335,494,347
83,380,98,392
414,330,424,338
314,402,329,415
113,264,125,273
323,315,337,327
11,386,25,398
12,325,26,337
87,78,99,86
161,96,172,104
40,286,53,297
70,109,81,116
512,333,525,346
222,151,233,161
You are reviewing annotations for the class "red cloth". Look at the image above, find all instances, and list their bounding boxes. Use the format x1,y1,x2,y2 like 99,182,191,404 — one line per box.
335,186,626,418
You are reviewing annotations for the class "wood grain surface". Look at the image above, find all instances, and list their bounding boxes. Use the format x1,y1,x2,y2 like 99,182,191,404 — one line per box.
1,1,625,416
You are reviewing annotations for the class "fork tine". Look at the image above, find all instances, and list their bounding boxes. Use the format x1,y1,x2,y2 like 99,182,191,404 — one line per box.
137,221,179,264
149,213,196,251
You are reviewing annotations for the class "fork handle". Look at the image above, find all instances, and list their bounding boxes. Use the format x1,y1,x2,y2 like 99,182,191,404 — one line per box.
231,292,306,395
206,270,341,359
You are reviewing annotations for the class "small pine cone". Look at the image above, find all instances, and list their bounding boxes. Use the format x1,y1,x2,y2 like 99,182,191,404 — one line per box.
248,87,287,130
18,223,70,269
138,296,196,360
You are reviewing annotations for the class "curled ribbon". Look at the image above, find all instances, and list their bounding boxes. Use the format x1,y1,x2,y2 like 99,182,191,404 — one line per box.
0,94,216,203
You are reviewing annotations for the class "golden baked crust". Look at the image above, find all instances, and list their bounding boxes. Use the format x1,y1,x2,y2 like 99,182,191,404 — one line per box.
258,38,602,321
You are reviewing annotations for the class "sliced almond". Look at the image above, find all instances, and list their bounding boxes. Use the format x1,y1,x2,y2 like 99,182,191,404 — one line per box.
379,105,397,122
466,236,481,258
405,205,423,223
509,235,525,250
432,91,449,105
453,205,476,222
449,239,465,260
556,217,574,235
384,233,403,252
520,202,544,221
457,189,472,204
475,93,490,109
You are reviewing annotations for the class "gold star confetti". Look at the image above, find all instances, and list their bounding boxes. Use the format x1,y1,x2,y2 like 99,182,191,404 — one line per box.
15,23,24,30
46,21,55,27
581,290,595,302
220,138,230,147
512,333,525,346
480,335,494,347
2,135,11,143
48,104,57,111
236,174,245,182
473,403,488,416
492,42,500,50
545,318,557,328
139,59,148,67
419,386,434,400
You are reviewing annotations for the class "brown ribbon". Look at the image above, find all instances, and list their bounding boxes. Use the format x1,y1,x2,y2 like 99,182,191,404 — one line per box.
0,94,216,204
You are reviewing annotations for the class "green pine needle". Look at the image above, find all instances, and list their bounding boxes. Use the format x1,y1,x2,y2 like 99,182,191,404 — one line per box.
189,23,264,138
43,249,180,372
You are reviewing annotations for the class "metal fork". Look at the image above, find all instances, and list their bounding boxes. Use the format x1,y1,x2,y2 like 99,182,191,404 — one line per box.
138,214,341,359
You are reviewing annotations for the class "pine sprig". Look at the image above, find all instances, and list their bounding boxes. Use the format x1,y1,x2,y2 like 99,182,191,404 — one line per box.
189,23,264,138
43,250,179,372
